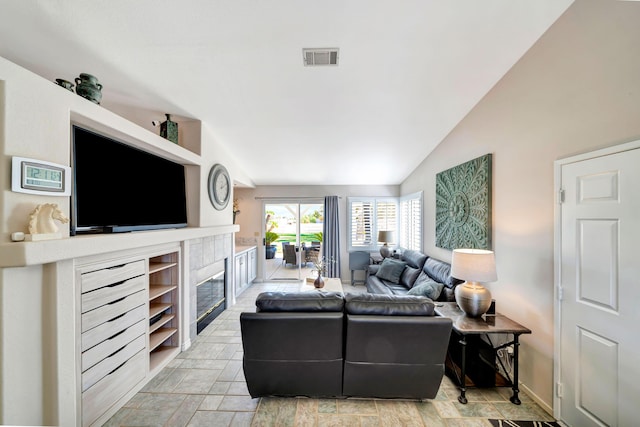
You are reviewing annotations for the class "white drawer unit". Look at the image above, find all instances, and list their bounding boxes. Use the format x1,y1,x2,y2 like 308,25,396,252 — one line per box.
81,350,146,427
81,320,146,375
81,287,146,333
75,247,182,427
81,260,145,293
81,305,146,352
79,259,147,427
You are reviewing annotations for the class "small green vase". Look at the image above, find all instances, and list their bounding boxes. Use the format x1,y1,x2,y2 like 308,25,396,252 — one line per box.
75,73,103,104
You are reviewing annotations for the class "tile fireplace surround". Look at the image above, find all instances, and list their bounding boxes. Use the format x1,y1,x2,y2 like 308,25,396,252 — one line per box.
188,235,230,341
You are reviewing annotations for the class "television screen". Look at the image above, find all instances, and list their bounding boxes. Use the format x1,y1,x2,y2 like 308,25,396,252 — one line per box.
71,125,188,234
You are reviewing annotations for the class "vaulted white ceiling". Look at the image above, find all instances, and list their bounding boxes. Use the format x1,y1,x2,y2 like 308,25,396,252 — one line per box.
0,0,573,186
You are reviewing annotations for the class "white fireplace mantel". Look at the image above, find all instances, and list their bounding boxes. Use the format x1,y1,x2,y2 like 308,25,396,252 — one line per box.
0,225,239,268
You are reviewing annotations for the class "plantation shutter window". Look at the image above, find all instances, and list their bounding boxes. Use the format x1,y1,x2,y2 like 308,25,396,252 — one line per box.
349,200,373,249
348,198,398,251
376,200,397,244
399,192,422,251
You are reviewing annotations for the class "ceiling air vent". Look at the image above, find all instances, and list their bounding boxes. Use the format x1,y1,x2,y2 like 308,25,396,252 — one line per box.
303,48,339,66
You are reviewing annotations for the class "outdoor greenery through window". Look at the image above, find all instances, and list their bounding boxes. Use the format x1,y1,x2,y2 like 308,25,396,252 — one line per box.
348,194,422,252
265,203,324,245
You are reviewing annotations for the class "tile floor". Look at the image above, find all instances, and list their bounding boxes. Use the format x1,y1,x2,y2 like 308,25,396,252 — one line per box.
104,281,555,427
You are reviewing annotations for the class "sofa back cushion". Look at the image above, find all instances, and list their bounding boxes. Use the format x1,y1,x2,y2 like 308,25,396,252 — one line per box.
400,250,428,270
344,293,434,316
422,257,463,289
255,291,344,312
342,293,453,399
375,258,407,284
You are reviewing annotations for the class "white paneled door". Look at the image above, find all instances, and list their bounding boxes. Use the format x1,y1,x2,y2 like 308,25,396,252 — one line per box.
559,147,640,426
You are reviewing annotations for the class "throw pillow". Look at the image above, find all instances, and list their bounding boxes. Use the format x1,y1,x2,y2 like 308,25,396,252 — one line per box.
375,258,407,284
408,274,445,300
400,266,421,289
413,271,434,288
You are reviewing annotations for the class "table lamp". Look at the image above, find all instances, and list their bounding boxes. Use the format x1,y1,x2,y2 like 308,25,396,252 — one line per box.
451,248,497,317
377,230,395,258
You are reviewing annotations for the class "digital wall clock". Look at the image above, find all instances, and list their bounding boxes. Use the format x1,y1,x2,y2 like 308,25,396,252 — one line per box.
11,156,71,196
207,163,231,210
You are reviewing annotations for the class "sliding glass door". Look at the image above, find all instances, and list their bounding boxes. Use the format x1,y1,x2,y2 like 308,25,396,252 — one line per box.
263,200,324,281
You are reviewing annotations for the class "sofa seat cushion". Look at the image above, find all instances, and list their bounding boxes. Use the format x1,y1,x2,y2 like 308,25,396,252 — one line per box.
345,293,435,316
386,282,413,295
365,275,395,294
375,258,407,284
255,291,344,312
366,275,411,295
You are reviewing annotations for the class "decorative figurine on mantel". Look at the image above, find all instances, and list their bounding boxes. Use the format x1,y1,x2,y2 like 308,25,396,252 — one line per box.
25,203,69,241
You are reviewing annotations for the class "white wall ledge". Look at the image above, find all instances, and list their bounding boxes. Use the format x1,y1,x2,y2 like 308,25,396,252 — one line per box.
0,225,239,267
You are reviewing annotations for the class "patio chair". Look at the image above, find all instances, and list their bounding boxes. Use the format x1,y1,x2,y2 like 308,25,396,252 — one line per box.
283,243,299,268
281,242,290,265
306,246,321,266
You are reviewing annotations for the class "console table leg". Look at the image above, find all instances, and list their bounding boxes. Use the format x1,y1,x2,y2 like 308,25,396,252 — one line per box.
458,336,468,404
509,334,522,405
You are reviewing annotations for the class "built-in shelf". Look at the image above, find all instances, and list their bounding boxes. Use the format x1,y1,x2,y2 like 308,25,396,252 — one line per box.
147,250,180,378
149,313,175,334
149,302,172,318
149,262,177,275
149,328,177,351
149,284,177,300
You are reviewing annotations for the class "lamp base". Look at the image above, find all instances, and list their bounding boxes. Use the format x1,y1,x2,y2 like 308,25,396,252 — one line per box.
455,281,492,317
380,243,391,258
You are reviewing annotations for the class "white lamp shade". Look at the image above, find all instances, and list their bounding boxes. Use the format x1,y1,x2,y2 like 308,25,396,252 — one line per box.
377,230,395,243
451,249,497,282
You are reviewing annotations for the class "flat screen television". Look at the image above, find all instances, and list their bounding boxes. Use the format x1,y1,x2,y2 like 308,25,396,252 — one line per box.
71,125,188,235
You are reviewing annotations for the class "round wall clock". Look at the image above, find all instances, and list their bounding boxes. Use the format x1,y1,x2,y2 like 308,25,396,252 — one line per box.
207,163,231,210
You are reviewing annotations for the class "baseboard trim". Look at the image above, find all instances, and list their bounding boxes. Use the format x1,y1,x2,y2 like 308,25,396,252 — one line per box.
520,382,553,415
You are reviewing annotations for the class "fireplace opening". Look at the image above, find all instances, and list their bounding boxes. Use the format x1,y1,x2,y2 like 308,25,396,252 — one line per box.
196,270,226,334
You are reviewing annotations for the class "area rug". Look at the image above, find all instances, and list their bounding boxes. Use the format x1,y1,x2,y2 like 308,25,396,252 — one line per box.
488,420,561,427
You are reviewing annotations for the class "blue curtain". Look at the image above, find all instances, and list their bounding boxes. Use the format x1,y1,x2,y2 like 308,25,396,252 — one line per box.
323,196,341,278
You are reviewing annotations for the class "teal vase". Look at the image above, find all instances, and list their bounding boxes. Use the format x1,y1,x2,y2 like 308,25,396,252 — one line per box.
75,73,103,104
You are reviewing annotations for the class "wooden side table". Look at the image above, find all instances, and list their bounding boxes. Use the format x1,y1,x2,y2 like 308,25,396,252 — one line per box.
434,302,531,404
